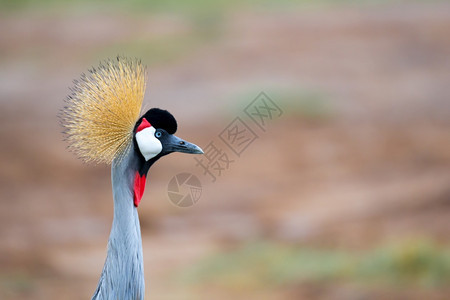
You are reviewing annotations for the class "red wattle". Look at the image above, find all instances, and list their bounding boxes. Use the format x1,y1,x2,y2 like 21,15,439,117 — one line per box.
136,118,151,132
133,172,146,207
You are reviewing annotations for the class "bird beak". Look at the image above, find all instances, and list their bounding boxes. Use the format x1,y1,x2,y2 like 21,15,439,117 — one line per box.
165,134,204,154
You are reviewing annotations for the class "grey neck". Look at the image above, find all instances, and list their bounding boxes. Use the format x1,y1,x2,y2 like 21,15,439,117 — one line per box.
92,145,145,300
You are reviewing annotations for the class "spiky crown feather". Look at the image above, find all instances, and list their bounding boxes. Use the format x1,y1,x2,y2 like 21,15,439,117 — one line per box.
60,57,147,164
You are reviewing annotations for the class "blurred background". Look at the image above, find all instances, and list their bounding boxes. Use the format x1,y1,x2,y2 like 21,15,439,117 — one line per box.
1,0,449,299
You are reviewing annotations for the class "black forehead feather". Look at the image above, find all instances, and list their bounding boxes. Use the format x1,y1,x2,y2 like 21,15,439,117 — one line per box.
137,108,177,134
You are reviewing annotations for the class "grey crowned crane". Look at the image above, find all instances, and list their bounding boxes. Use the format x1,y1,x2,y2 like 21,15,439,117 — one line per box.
60,57,203,299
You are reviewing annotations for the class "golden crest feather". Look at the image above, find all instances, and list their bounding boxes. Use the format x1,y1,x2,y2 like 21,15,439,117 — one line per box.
61,57,147,164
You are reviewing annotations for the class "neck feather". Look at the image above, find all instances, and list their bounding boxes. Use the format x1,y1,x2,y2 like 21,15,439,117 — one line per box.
92,145,145,300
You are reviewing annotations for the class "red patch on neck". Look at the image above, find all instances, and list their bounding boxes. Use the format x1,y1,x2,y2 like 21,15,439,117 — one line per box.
136,118,151,132
133,172,146,207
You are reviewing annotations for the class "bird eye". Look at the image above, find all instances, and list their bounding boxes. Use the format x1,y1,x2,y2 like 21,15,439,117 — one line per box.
155,131,162,138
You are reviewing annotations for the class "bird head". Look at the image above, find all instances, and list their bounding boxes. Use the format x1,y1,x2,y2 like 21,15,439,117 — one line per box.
60,57,203,207
131,108,203,207
134,108,203,163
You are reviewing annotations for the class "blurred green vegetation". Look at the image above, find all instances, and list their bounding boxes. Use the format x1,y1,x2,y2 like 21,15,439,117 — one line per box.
178,239,450,290
0,1,225,67
97,35,204,67
0,272,34,298
0,0,268,14
96,13,224,66
228,90,334,123
0,0,435,14
276,90,334,121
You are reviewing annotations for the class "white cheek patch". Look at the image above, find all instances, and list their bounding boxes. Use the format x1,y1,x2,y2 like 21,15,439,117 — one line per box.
135,127,162,161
